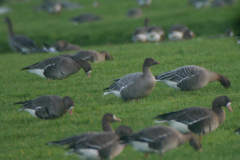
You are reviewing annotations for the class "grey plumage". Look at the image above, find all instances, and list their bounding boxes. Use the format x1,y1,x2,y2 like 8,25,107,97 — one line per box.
70,13,102,24
155,65,230,91
15,95,74,119
123,126,202,156
43,40,81,52
168,24,195,40
21,56,92,79
132,18,149,42
103,58,159,101
154,96,232,137
126,9,142,18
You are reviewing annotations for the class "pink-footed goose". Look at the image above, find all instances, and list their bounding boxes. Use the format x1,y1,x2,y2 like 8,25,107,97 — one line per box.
154,96,232,138
136,0,152,7
70,13,102,24
132,18,149,42
147,26,165,42
15,95,74,119
121,125,201,158
168,24,195,40
155,65,230,91
21,56,92,80
47,125,133,160
127,9,143,18
43,40,81,53
3,17,44,54
103,58,159,101
70,50,114,63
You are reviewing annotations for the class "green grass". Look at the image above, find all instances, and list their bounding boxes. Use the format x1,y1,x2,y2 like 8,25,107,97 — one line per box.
1,0,240,160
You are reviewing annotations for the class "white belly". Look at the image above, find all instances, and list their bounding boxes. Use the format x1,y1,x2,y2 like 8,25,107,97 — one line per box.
27,69,46,78
131,141,156,153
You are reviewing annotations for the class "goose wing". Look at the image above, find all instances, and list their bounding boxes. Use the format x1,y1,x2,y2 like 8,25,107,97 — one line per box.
12,34,37,49
154,107,212,125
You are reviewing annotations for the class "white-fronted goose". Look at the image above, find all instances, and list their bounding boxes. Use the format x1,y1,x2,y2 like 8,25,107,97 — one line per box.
234,128,240,135
21,56,92,80
71,50,114,63
3,17,42,54
47,125,133,160
43,40,81,53
147,26,165,42
155,65,230,91
103,58,159,101
127,9,143,18
70,13,102,24
154,96,232,137
122,125,201,157
46,113,122,147
132,18,149,42
15,95,74,119
136,0,152,7
168,24,195,40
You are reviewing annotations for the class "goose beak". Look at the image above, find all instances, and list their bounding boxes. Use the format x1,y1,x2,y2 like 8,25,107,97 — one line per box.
155,62,160,65
199,148,202,153
226,102,232,112
87,70,92,78
69,106,74,115
113,115,122,121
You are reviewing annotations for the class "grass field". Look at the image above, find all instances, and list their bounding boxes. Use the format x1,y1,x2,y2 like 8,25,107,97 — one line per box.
1,0,240,160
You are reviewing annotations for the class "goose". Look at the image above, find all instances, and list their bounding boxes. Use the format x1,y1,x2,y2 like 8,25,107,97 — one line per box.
126,9,142,18
234,128,240,135
132,18,149,42
15,95,74,119
189,0,212,9
70,50,114,63
103,58,159,101
46,113,122,147
154,96,232,138
147,26,165,42
122,125,201,157
168,24,195,40
47,125,133,160
3,17,42,54
20,56,92,80
70,13,102,24
155,65,230,91
136,0,152,7
43,40,81,53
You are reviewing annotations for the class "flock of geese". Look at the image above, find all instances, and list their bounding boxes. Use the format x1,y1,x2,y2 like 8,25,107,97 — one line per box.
2,0,239,160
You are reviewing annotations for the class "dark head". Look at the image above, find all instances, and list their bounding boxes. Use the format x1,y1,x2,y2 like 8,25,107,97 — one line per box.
143,58,160,68
63,96,75,115
115,125,133,139
189,132,202,152
3,17,11,23
212,95,232,112
100,51,114,61
56,40,68,51
75,59,92,77
217,74,230,89
102,113,122,123
183,30,195,39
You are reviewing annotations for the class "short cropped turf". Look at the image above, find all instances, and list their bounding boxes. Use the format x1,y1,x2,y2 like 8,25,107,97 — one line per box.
0,0,240,160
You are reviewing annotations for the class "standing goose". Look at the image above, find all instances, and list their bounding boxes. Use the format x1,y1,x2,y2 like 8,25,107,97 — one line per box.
168,24,195,40
47,125,133,160
132,18,149,42
103,58,159,101
154,96,232,137
15,95,74,119
21,56,92,80
155,65,230,91
46,113,122,147
70,50,114,63
147,26,165,42
43,40,81,53
3,17,42,54
122,126,201,157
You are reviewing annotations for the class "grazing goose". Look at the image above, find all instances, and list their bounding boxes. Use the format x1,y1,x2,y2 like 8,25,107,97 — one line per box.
46,113,122,147
132,18,149,42
21,56,92,80
3,17,42,54
168,24,195,40
47,125,133,160
70,13,102,24
127,9,143,18
136,0,152,7
43,40,81,53
154,96,232,137
122,126,201,157
234,128,240,135
70,50,114,63
155,65,230,91
15,95,74,119
103,58,159,101
147,26,165,42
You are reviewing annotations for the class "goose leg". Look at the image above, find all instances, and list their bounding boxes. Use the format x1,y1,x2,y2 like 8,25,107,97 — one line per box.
145,153,148,158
